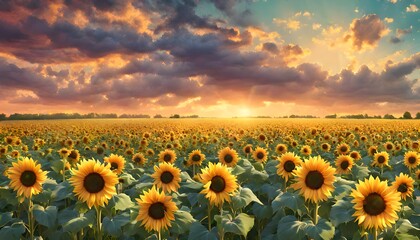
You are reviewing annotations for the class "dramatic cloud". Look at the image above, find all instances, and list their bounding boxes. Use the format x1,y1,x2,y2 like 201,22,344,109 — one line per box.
0,1,418,116
345,14,389,50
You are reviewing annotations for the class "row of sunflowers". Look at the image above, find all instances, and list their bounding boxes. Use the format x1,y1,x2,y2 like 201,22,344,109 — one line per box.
0,119,419,239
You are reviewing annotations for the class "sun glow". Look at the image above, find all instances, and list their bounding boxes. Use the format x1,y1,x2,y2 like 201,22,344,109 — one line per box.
238,107,252,117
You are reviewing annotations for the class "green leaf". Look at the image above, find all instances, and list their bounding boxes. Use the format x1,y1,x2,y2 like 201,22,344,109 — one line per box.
395,219,420,238
0,222,26,239
272,191,305,213
102,212,131,237
51,181,73,201
351,164,370,180
252,203,273,220
188,221,218,240
231,187,263,210
62,210,95,233
231,165,246,176
330,199,355,226
304,218,335,240
333,177,355,200
277,215,334,240
33,205,58,228
57,209,79,225
0,212,13,228
110,193,134,211
219,213,255,237
276,215,307,240
170,210,196,235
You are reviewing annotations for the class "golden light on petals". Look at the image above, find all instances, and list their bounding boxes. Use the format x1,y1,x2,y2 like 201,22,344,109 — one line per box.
291,155,336,203
351,176,401,231
8,157,48,199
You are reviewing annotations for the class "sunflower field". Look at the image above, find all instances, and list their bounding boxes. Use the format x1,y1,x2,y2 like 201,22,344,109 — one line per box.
0,118,419,240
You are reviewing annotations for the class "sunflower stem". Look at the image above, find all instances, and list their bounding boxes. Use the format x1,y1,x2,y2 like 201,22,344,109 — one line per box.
158,230,161,240
28,197,34,240
95,206,102,240
373,227,378,240
313,202,319,225
208,204,212,231
193,164,196,177
283,179,287,192
62,157,67,182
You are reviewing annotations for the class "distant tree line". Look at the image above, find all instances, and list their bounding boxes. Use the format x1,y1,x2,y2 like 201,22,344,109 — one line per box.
324,111,420,119
0,113,205,121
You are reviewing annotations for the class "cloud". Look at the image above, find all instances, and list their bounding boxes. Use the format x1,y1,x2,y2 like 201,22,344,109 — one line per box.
273,18,301,30
406,4,418,12
345,14,389,50
384,17,394,23
390,27,412,44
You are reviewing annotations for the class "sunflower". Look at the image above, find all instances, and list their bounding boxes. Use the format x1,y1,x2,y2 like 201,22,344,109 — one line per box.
132,153,146,166
300,145,312,156
11,150,20,159
349,151,362,161
58,148,71,158
243,144,253,155
368,146,378,156
218,147,239,167
158,149,177,164
151,162,181,193
68,149,80,164
253,147,268,163
291,156,336,203
275,144,288,155
136,186,178,232
276,152,302,182
8,157,48,199
187,149,205,166
69,159,118,208
383,142,395,152
336,143,350,155
416,169,420,181
320,143,331,152
372,152,390,168
200,162,238,206
104,154,125,175
403,151,419,169
335,155,354,174
351,176,401,231
391,173,414,200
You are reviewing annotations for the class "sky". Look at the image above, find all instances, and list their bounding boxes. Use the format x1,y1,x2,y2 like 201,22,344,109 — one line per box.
0,0,419,117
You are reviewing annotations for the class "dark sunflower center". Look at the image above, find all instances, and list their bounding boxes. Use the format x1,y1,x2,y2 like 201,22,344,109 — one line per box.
69,151,78,159
377,156,385,164
284,160,295,172
387,144,392,150
303,148,308,153
340,160,350,170
210,176,226,193
83,173,105,193
408,156,416,164
20,171,37,187
350,153,357,158
97,148,104,154
160,171,174,184
148,202,166,219
257,152,264,159
110,162,119,171
164,154,172,162
363,193,386,216
134,157,141,163
305,171,324,190
371,149,377,155
322,144,328,149
192,154,201,162
224,154,233,163
245,147,251,153
340,146,347,152
278,146,284,152
397,183,408,193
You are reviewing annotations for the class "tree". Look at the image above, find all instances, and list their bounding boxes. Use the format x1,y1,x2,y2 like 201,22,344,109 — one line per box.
170,114,180,118
383,114,396,119
416,112,420,119
325,114,337,119
0,113,6,121
403,111,412,119
154,114,164,118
